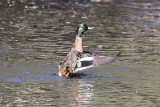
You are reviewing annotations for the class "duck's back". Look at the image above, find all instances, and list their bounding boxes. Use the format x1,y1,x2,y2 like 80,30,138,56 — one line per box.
59,48,80,73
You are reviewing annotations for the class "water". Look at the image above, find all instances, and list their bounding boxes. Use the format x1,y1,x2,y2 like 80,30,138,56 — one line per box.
0,0,160,107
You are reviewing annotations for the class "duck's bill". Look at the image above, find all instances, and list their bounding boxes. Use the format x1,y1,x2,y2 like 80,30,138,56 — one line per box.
88,26,95,30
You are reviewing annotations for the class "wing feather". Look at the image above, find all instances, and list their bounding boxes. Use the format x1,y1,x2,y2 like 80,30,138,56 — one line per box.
93,56,115,66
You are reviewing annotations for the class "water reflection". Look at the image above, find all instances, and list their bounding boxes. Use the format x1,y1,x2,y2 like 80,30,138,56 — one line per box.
74,80,94,107
58,79,94,107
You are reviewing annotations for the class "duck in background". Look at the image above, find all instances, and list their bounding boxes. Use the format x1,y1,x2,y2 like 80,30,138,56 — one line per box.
58,23,120,77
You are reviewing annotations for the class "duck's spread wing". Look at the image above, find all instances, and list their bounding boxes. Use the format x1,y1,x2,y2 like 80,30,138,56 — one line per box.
74,56,116,72
74,52,121,73
93,56,115,66
89,45,103,54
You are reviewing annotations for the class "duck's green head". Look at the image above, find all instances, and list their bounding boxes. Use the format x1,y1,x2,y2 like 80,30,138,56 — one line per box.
76,23,88,37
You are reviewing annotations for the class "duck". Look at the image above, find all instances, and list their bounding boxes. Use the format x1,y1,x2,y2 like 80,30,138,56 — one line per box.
58,23,120,77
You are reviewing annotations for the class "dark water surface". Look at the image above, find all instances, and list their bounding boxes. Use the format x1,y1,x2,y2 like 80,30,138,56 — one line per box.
0,0,160,107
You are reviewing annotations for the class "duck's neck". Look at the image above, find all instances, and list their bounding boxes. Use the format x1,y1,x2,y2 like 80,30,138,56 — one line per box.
73,36,83,52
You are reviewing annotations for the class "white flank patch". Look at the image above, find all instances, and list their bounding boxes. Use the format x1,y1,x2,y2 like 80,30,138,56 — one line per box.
74,65,94,73
78,57,94,61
